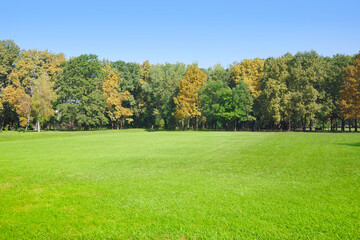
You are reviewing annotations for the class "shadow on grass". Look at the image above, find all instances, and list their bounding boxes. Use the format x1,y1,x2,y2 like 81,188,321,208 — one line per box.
336,142,360,147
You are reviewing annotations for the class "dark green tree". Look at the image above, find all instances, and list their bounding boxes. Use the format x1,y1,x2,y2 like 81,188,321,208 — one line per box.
56,54,107,130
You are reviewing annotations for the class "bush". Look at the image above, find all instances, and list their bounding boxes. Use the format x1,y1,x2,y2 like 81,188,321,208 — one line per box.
17,127,25,132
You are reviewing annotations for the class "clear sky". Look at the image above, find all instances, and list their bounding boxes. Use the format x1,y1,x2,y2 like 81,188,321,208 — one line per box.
1,0,359,68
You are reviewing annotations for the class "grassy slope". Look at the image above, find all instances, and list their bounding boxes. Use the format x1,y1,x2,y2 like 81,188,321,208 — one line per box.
0,130,359,239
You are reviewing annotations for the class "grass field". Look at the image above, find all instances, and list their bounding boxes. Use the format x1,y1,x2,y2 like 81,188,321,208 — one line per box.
0,130,359,239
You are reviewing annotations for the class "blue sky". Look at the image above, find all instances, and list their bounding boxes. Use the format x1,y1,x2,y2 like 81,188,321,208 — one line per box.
1,0,359,68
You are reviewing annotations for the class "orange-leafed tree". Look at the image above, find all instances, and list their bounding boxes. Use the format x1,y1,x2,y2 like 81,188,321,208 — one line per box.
2,81,32,128
340,53,360,131
102,66,133,129
174,64,207,129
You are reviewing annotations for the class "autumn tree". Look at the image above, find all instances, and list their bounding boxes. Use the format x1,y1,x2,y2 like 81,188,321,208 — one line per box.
4,49,64,131
102,66,132,129
174,64,207,129
2,82,31,129
31,73,57,132
231,58,265,97
340,53,360,131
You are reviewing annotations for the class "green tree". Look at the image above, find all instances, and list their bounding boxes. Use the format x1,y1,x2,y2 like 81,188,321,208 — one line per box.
206,64,230,84
258,54,292,130
287,51,326,131
199,80,253,130
56,54,107,130
145,62,186,129
0,40,20,88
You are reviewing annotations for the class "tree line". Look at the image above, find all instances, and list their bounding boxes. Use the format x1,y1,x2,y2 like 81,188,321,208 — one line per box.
0,40,359,132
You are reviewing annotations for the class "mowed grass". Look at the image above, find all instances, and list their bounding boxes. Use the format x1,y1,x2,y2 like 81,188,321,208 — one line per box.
0,130,359,239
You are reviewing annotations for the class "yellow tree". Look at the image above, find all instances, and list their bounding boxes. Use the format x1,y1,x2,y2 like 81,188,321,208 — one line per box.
174,64,207,129
5,49,65,131
340,54,360,131
231,58,265,97
102,66,133,129
32,73,57,132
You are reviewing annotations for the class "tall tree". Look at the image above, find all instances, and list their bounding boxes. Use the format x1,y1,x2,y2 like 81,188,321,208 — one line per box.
340,53,360,131
145,62,186,129
287,51,326,131
4,49,64,130
102,66,132,129
174,64,207,129
322,55,352,131
31,73,57,132
0,40,20,129
56,54,107,130
258,54,292,130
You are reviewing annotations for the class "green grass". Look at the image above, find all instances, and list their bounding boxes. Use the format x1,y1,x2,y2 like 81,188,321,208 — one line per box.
0,130,359,239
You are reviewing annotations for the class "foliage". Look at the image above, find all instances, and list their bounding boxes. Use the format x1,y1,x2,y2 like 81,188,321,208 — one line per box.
174,64,207,123
56,54,107,129
102,66,132,128
0,39,358,131
231,58,265,97
341,53,360,119
32,73,57,131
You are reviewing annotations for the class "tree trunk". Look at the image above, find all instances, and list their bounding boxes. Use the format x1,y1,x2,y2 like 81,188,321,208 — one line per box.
302,115,306,132
349,120,351,132
25,112,31,132
182,119,184,130
335,118,338,132
341,119,345,132
288,121,291,132
355,119,358,132
309,119,312,131
36,120,40,132
0,118,4,131
330,117,333,131
234,118,237,131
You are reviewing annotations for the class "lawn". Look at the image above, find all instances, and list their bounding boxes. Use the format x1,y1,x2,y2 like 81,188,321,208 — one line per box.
0,130,359,239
